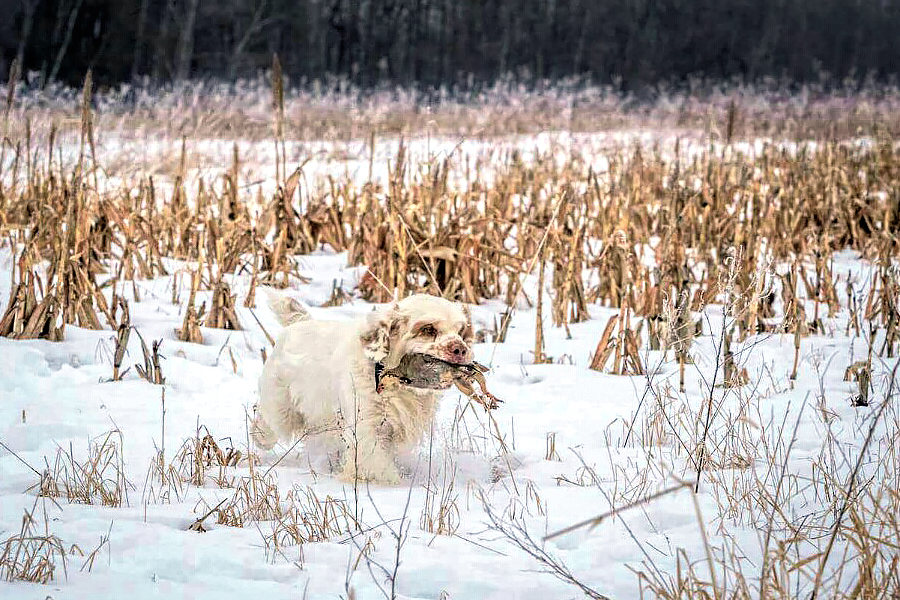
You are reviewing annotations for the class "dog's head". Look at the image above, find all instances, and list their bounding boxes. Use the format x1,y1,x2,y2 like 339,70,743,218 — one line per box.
360,294,474,367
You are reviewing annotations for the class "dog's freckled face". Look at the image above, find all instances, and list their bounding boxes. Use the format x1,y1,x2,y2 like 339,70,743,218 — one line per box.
360,295,474,368
406,319,474,365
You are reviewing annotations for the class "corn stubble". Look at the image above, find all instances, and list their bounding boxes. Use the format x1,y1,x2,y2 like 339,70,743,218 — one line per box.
3,107,897,345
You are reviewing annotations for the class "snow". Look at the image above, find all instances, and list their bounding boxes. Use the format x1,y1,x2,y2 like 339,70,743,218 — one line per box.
2,166,898,598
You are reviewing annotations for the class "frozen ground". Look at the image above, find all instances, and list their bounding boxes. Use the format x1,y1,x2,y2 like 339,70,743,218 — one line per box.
1,233,897,598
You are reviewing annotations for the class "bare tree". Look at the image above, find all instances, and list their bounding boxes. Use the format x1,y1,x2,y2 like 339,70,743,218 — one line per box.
153,0,176,81
14,0,39,73
176,0,202,81
131,0,152,81
229,0,276,79
46,0,85,86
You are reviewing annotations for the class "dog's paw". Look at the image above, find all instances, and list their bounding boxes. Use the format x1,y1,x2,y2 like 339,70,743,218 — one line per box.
250,413,279,451
340,458,403,485
369,467,403,485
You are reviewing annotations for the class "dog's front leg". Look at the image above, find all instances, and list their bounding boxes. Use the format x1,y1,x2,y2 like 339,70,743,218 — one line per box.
250,410,279,450
339,415,403,484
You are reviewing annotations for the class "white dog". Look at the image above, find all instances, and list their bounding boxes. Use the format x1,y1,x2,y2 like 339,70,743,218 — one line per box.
252,288,474,484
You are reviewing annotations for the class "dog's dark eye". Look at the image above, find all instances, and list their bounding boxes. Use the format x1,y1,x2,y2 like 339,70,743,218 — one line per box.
419,324,437,337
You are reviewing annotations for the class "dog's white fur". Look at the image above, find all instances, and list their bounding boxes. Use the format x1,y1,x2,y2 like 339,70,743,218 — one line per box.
252,288,473,484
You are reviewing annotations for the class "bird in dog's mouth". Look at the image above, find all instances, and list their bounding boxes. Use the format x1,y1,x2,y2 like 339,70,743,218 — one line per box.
375,353,503,410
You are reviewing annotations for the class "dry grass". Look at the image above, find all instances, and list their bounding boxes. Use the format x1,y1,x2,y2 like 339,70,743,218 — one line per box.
420,448,460,537
141,421,249,505
267,485,359,545
171,423,244,488
213,471,283,527
623,371,900,599
34,429,133,508
191,469,359,565
6,76,900,142
1,496,113,584
0,498,71,584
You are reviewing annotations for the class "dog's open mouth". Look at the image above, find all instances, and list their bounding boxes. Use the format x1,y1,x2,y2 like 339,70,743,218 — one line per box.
374,353,502,410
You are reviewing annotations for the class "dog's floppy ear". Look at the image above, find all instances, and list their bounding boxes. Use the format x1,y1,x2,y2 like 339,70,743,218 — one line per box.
359,302,406,362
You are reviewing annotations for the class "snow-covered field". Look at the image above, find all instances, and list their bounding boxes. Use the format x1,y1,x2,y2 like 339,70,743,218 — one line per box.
1,112,899,598
1,239,897,598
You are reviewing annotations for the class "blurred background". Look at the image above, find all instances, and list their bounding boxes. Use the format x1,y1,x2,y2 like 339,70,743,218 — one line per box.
2,0,899,90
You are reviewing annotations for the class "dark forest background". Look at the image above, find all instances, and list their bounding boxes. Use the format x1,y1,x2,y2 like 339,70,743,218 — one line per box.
2,0,899,91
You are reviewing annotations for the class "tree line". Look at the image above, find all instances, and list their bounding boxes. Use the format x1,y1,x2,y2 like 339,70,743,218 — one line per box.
2,0,899,91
